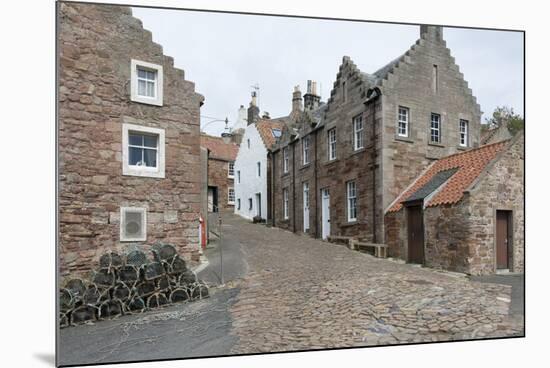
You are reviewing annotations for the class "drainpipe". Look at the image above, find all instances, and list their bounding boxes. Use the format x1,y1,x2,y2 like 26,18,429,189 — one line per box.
365,88,381,243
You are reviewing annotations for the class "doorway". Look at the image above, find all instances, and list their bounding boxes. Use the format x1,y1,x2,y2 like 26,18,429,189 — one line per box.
407,205,424,264
207,186,218,212
255,193,262,218
321,188,330,240
496,210,512,270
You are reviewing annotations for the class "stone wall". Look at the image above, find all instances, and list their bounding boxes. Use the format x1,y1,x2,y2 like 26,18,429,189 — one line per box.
466,135,524,274
207,157,234,212
59,3,203,277
380,26,482,222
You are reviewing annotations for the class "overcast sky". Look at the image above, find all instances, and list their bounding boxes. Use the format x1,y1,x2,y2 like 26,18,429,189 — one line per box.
132,7,523,136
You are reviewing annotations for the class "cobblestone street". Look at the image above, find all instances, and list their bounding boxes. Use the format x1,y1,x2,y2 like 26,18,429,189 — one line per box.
223,214,523,354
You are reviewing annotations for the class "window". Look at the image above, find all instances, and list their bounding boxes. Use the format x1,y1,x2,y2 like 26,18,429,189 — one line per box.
283,147,289,173
398,106,409,137
257,162,261,177
247,139,250,149
353,115,364,150
130,59,163,106
122,123,165,178
430,113,441,144
237,170,241,183
346,181,357,222
228,162,235,178
459,119,469,147
248,198,253,210
302,136,310,165
328,128,336,160
432,64,438,93
272,128,282,138
237,198,241,210
120,207,146,242
283,188,289,220
228,188,235,204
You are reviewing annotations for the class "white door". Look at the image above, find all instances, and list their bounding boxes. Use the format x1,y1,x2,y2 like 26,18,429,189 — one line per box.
321,188,330,239
303,183,310,231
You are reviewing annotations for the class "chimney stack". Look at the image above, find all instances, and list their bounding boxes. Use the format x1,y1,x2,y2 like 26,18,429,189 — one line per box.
420,25,443,42
291,85,303,113
303,79,321,111
247,91,260,125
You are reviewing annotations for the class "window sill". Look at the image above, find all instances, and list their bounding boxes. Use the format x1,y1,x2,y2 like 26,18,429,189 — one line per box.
123,168,165,179
324,158,339,166
351,147,366,156
428,142,445,148
341,221,359,228
300,163,312,170
394,135,414,143
456,145,468,151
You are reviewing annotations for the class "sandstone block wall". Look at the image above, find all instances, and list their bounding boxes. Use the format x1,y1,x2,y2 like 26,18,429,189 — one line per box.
207,157,234,212
59,3,203,277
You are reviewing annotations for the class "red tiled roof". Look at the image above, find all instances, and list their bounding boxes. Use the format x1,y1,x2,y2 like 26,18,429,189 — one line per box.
387,140,509,212
200,134,239,161
256,119,286,149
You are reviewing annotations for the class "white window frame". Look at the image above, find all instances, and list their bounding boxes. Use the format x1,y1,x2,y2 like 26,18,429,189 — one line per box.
120,207,147,242
248,198,253,211
257,162,261,177
130,59,163,106
283,147,289,173
237,170,241,183
430,113,441,144
302,136,310,165
247,139,250,149
122,123,165,178
237,198,241,210
346,181,357,222
283,188,289,220
398,106,409,137
353,115,364,150
228,162,235,178
328,128,337,160
228,188,235,204
459,119,469,147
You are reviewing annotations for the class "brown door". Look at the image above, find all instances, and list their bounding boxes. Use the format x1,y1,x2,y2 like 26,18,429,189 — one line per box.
496,210,511,269
407,205,424,264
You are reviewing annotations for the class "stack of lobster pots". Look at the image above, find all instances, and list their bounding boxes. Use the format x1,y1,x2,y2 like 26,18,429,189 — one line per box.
59,244,209,327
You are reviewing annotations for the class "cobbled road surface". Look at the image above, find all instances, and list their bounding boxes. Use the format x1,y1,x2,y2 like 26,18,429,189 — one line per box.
58,213,523,365
224,214,523,354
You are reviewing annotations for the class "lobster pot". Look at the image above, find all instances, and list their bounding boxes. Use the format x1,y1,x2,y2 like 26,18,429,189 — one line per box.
92,268,115,288
126,250,147,267
152,243,177,263
99,252,123,270
143,262,165,281
118,265,139,287
83,284,101,305
155,275,171,292
70,305,98,325
112,282,131,301
191,283,209,300
65,279,86,303
99,300,124,320
136,281,156,298
169,288,189,303
147,293,169,309
59,312,70,328
125,296,146,314
178,270,197,285
166,256,187,275
60,288,74,313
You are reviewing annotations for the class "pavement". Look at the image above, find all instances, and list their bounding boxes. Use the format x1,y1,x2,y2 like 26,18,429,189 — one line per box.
58,213,524,365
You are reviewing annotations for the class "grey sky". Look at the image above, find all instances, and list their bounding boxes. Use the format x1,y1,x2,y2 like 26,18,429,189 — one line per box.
132,7,523,136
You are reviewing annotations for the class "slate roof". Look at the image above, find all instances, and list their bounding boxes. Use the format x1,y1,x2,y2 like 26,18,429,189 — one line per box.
387,140,509,212
200,134,239,161
256,118,288,150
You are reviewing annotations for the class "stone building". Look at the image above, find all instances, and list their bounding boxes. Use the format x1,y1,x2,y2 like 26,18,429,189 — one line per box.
200,134,239,212
58,3,204,277
271,25,482,244
385,133,524,275
234,94,287,221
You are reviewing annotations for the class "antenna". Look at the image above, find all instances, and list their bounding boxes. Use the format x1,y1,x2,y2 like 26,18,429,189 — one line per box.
251,83,260,107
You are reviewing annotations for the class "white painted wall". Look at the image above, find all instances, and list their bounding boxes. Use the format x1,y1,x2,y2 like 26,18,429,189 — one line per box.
234,123,268,221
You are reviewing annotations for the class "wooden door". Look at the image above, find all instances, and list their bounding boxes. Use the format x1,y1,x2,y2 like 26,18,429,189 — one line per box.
496,210,510,269
407,205,424,264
